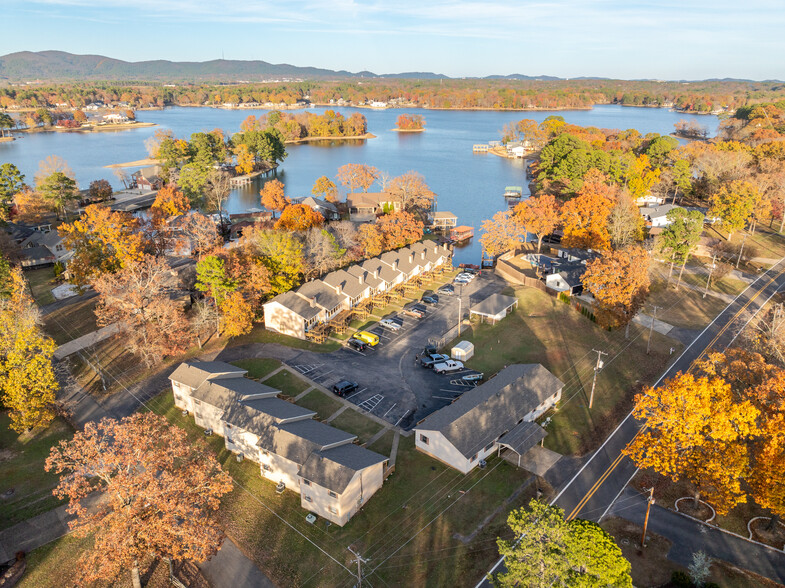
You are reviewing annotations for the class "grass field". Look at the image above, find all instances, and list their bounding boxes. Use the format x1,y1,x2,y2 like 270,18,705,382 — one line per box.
647,276,729,330
445,287,682,456
229,358,281,380
24,267,58,306
231,325,341,352
0,413,72,531
295,389,343,420
262,369,311,398
41,297,98,345
127,390,540,587
329,409,384,444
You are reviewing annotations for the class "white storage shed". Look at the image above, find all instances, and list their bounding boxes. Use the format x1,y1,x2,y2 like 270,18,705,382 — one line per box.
451,341,475,361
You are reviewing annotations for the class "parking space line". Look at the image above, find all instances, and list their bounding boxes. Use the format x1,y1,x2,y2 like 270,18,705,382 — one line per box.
382,403,397,418
345,387,367,401
434,396,458,401
358,394,384,412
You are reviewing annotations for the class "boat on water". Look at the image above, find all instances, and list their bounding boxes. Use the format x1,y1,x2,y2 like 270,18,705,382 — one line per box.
450,225,474,242
504,186,523,199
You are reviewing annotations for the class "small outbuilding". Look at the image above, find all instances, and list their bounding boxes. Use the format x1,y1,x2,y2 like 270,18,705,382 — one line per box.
451,340,475,361
469,293,518,324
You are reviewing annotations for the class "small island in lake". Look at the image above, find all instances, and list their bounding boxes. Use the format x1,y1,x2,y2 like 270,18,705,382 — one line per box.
393,113,426,132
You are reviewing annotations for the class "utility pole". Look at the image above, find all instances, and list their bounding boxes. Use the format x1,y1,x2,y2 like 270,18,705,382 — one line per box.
641,487,655,548
348,546,368,588
646,306,661,355
588,349,608,409
736,232,748,268
703,254,717,299
457,283,463,336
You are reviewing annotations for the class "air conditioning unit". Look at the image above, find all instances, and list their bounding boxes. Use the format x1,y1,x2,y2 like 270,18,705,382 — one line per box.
236,453,244,462
181,409,189,416
204,428,213,436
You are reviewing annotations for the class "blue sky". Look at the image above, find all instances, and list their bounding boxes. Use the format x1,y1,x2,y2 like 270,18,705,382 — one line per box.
2,0,784,80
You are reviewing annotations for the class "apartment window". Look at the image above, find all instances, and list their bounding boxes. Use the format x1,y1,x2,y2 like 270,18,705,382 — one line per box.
328,506,338,515
328,491,337,498
484,442,494,452
419,434,429,445
304,495,312,503
227,437,233,444
303,479,311,486
470,453,477,462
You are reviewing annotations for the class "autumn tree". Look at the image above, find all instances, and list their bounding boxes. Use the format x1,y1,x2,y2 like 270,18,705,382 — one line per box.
387,171,436,212
560,169,615,250
34,155,74,187
243,227,304,295
13,188,52,223
607,190,644,249
219,291,254,337
222,247,271,311
260,179,289,218
234,143,255,175
204,169,231,223
513,193,561,253
37,171,79,219
582,245,650,337
377,211,424,249
480,210,526,258
150,184,190,227
0,163,25,220
708,180,761,240
357,223,384,257
395,114,425,130
302,229,345,279
274,203,325,231
655,207,704,287
45,413,233,586
493,500,631,588
311,175,339,203
88,179,113,202
626,154,661,202
0,269,58,432
195,255,237,306
93,255,190,366
177,212,219,258
60,204,148,286
336,163,379,193
624,372,758,513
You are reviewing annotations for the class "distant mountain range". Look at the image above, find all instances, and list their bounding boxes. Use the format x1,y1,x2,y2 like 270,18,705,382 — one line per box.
0,51,780,83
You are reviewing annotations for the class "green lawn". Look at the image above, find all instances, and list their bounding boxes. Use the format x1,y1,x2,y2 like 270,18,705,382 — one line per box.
367,430,396,456
329,410,384,444
444,288,682,456
230,325,341,352
230,358,281,380
0,413,73,531
24,267,57,306
263,369,311,398
41,297,99,345
647,277,729,330
295,389,343,420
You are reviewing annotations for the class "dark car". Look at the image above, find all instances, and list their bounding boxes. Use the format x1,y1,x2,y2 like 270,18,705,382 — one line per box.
437,284,455,296
423,345,437,355
420,353,450,368
332,380,359,396
347,338,368,352
412,303,427,312
422,294,439,304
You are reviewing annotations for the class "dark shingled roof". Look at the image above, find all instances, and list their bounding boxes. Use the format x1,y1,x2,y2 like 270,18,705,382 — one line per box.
222,398,315,434
191,378,276,410
497,421,547,456
257,420,356,466
416,364,564,459
299,444,388,493
168,361,247,390
268,291,322,320
470,294,518,318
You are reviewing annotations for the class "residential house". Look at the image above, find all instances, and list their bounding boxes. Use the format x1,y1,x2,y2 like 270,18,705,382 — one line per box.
544,263,586,296
635,193,666,207
346,192,402,220
640,204,679,228
132,166,163,192
414,364,564,473
6,222,72,268
102,113,129,123
169,361,388,526
299,196,341,221
262,291,323,340
322,269,372,309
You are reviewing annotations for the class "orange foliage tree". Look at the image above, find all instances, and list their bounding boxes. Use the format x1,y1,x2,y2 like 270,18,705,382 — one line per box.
311,175,339,203
387,171,436,212
274,203,324,231
513,194,561,253
13,188,53,223
59,204,148,286
395,114,425,130
234,143,255,175
377,211,424,249
336,163,379,193
560,169,615,250
45,413,233,586
581,245,650,337
260,179,289,217
92,255,191,366
358,224,384,257
624,372,759,514
150,184,190,227
480,210,526,257
219,291,254,337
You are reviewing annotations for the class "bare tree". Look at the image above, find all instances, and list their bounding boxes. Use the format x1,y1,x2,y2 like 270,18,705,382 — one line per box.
205,170,232,223
302,229,343,279
113,168,131,190
328,220,358,250
607,191,642,249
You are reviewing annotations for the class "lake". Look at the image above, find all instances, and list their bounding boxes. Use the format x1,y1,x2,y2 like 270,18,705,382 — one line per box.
0,105,719,264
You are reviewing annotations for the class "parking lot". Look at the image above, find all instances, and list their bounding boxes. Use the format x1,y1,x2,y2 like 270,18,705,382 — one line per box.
282,271,508,429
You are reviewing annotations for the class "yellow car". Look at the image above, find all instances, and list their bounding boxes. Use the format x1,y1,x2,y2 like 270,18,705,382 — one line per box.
353,331,380,346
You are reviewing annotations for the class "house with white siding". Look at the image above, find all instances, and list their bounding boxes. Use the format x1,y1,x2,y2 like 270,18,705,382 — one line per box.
414,364,564,473
169,360,388,526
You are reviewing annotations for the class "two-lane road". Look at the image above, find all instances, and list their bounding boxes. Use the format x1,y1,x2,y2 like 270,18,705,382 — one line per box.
478,258,785,587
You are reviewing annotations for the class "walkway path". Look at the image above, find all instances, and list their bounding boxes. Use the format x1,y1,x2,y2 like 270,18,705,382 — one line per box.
607,488,785,584
53,323,120,360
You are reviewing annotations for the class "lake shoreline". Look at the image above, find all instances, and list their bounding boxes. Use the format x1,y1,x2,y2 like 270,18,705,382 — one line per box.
391,128,425,133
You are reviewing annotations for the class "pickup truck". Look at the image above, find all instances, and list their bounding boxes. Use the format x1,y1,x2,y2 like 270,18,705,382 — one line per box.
420,353,449,368
433,360,464,374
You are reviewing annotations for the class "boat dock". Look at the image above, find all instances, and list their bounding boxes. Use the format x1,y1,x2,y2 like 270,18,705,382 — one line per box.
450,225,474,242
229,163,279,187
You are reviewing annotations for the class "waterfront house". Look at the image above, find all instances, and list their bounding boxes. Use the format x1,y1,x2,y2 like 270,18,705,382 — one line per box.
299,196,341,221
346,192,402,220
414,364,563,473
544,263,586,296
169,361,388,526
132,166,163,192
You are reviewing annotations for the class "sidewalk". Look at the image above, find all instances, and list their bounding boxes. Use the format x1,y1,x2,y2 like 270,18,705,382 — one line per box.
606,488,785,584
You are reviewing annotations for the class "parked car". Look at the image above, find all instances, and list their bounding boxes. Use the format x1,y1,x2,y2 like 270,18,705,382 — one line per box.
456,272,476,282
433,360,465,374
453,275,472,284
380,318,402,331
333,380,359,397
421,294,439,304
423,345,437,355
402,306,425,319
420,353,450,368
390,316,404,327
437,284,455,296
412,303,428,312
347,338,368,352
354,331,380,346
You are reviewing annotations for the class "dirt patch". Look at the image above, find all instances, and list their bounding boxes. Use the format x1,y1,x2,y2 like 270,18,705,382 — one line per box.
0,449,17,462
675,498,714,521
750,518,785,550
601,517,679,588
